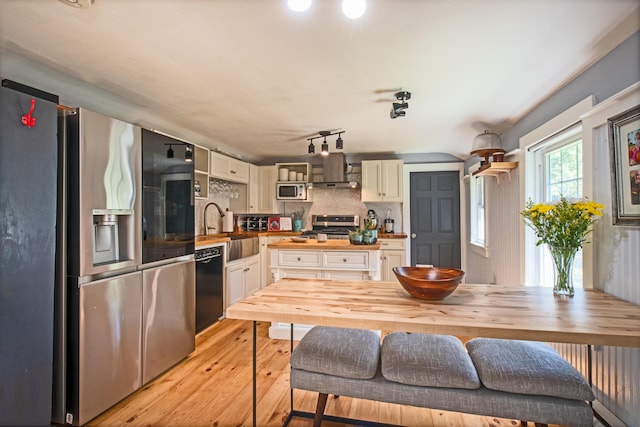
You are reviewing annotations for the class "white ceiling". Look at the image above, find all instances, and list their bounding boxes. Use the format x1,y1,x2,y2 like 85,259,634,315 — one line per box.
1,0,638,163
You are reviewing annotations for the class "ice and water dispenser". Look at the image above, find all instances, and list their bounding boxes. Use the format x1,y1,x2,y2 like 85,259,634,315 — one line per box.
92,210,135,266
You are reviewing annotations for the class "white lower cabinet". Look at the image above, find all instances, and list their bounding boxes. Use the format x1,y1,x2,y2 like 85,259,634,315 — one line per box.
379,238,407,281
268,247,381,340
225,254,260,308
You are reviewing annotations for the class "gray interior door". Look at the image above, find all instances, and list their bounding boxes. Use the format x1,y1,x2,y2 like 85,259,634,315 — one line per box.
410,171,461,268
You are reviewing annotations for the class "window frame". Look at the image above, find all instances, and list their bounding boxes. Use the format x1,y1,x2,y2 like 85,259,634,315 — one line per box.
469,162,489,257
519,96,594,288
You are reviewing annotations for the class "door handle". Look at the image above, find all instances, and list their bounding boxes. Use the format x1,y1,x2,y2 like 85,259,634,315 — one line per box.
411,233,417,238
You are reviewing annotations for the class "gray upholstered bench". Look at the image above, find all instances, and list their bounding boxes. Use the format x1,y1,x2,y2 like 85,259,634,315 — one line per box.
290,326,594,427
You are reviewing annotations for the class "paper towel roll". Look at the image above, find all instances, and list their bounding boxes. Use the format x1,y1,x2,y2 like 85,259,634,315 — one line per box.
223,211,234,232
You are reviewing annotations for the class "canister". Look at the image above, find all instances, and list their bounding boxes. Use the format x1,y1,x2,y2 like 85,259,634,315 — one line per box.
289,170,297,181
279,168,289,181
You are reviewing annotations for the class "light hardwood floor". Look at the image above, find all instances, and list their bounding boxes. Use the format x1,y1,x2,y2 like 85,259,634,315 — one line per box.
89,319,571,427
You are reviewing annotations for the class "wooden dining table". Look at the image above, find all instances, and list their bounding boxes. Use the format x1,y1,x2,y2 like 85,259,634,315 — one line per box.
225,278,640,426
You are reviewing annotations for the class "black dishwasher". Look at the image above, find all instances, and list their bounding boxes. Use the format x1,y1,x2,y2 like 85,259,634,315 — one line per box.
195,246,224,332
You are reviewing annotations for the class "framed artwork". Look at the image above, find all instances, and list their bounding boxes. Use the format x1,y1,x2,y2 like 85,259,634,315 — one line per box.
608,105,640,226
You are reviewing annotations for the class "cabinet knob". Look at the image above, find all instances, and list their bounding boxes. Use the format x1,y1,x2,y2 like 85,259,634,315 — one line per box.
411,233,417,238
297,257,301,261
343,258,347,262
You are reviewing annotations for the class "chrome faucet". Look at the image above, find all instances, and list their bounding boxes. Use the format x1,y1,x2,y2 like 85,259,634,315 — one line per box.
204,202,226,235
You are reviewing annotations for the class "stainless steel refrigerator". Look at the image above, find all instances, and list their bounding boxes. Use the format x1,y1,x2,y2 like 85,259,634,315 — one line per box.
55,108,144,426
0,81,59,426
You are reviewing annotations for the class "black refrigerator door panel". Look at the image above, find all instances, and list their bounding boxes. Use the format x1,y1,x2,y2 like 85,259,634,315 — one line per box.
141,129,194,264
0,83,58,425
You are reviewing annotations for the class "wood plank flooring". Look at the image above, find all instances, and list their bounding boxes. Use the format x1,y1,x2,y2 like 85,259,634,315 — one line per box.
89,319,570,427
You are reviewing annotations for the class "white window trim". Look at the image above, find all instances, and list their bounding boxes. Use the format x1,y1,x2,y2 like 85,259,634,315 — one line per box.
518,96,594,287
468,161,489,257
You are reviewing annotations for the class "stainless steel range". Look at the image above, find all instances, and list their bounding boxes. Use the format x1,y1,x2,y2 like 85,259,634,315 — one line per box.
301,214,360,239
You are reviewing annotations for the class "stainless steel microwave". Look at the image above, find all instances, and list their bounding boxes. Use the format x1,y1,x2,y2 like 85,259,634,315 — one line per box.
276,183,307,200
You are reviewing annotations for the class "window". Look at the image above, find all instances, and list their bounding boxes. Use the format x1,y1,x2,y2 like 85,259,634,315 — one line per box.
469,165,487,255
530,126,584,288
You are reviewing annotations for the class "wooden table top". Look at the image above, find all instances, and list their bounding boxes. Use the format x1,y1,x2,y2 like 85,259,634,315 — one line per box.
226,279,640,347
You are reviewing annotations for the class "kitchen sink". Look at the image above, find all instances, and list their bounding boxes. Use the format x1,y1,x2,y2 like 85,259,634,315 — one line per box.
227,236,259,261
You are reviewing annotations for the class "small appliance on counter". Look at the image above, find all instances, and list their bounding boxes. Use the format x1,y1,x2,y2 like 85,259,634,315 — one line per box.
384,208,395,233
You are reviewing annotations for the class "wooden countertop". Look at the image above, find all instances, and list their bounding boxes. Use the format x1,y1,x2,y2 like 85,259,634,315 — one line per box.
226,278,640,347
377,232,407,239
195,231,303,249
268,239,381,250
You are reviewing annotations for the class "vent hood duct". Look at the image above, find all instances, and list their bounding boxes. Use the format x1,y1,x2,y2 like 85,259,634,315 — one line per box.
311,153,358,189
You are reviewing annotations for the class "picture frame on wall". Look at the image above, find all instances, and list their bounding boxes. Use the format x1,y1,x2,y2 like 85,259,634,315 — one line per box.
608,105,640,226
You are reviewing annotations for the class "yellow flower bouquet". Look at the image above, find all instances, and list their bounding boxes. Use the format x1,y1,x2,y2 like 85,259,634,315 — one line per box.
521,197,604,296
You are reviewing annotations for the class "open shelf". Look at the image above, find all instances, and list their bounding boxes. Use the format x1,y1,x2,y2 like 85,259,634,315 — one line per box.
472,161,518,185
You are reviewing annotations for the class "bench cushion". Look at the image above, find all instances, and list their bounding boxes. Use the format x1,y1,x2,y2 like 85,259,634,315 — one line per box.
381,332,480,389
290,326,380,379
466,338,594,401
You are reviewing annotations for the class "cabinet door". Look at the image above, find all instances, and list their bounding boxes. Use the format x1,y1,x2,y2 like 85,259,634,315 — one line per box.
225,261,245,307
244,257,261,296
258,166,276,213
323,251,369,270
381,160,403,201
249,164,259,213
382,250,406,281
278,250,322,267
361,160,381,202
210,151,231,180
229,159,249,183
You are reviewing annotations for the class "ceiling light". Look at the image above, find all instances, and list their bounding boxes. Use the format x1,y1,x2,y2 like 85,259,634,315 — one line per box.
342,0,366,19
288,0,311,12
306,130,346,155
167,145,174,159
185,146,193,162
321,137,329,156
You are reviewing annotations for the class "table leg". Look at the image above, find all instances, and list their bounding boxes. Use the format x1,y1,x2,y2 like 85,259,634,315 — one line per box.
253,320,257,427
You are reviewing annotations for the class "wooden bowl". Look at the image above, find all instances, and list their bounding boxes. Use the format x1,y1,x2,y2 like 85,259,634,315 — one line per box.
392,266,465,300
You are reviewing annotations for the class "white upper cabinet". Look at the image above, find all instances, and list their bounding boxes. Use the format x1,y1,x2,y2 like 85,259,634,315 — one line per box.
248,165,276,213
361,159,403,202
210,151,249,184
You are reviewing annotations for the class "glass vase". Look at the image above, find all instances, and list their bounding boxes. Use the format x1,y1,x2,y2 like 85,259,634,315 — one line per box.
548,245,577,297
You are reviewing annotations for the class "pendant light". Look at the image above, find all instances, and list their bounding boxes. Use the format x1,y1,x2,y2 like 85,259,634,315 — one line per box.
321,137,329,156
166,144,174,159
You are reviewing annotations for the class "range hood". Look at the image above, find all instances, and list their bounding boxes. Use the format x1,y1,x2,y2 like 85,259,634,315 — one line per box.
311,153,358,189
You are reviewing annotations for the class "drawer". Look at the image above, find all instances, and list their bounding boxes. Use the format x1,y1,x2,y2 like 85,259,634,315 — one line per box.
322,251,369,270
379,239,405,250
278,250,322,267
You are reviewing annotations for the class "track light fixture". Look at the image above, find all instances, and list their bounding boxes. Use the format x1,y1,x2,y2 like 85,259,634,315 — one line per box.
166,144,174,159
390,91,411,119
185,146,193,162
306,130,346,155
